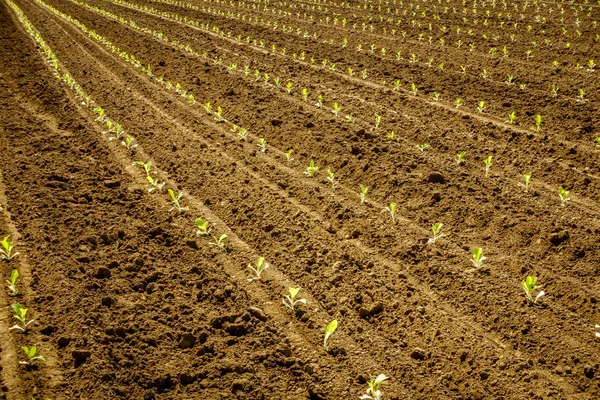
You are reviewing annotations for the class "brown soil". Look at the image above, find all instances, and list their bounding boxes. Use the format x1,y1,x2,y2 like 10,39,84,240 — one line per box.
0,0,599,398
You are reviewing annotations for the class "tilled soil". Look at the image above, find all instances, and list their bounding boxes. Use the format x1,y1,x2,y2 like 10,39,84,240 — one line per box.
0,0,599,398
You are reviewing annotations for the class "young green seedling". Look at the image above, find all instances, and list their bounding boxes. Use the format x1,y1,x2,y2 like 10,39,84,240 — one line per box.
257,138,267,153
595,324,600,338
195,218,210,236
595,137,600,148
247,257,269,282
327,169,338,189
304,160,319,177
122,136,137,150
146,176,165,193
332,103,341,117
410,83,418,95
20,346,45,365
316,95,324,108
0,235,19,261
134,161,152,176
237,128,248,141
532,115,542,132
416,143,430,152
521,276,545,304
285,149,294,162
576,89,587,104
558,186,570,206
454,98,463,108
285,82,293,94
484,156,492,177
455,151,466,165
428,223,445,244
283,287,306,311
214,106,224,122
506,111,517,124
477,101,485,113
382,202,397,223
6,269,19,296
432,92,440,101
387,131,396,141
204,102,212,114
323,319,338,351
167,189,188,212
509,169,530,192
209,234,228,249
359,184,368,204
9,303,34,333
301,88,309,102
375,114,382,129
471,247,487,269
360,374,389,400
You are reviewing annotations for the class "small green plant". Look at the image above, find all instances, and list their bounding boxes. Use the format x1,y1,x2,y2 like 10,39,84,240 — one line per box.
595,324,600,338
382,202,397,223
558,186,570,206
323,319,338,350
432,92,440,101
285,149,294,162
134,161,152,176
316,95,324,108
519,172,532,192
532,115,542,132
147,176,165,193
576,89,587,104
195,218,210,236
521,276,545,304
301,88,309,101
122,135,137,150
327,169,338,189
214,106,224,122
454,98,463,108
374,114,382,129
257,138,267,152
204,102,212,114
20,346,45,365
9,303,34,333
359,184,368,204
428,223,445,244
387,131,396,140
6,269,19,296
332,102,341,117
237,127,248,141
595,137,600,148
455,151,466,164
416,143,430,152
410,83,418,95
167,189,188,212
209,234,228,249
551,84,559,97
283,287,306,311
506,111,517,124
360,374,389,400
477,101,485,113
304,160,319,177
285,82,293,95
484,156,492,177
0,235,19,261
247,257,269,282
471,247,487,268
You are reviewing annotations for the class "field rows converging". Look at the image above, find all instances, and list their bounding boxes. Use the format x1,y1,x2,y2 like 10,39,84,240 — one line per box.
0,0,598,398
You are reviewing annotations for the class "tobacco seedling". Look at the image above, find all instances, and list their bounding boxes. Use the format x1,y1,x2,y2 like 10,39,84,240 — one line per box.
387,131,396,140
237,128,248,141
484,156,492,177
477,101,486,113
551,84,559,97
214,106,224,122
471,247,487,269
304,160,319,176
147,176,165,193
283,287,306,311
521,276,545,304
382,203,397,223
327,169,338,189
316,95,324,108
285,82,293,94
455,151,466,165
332,103,341,117
595,324,600,338
9,303,34,333
301,89,309,102
285,149,294,162
195,218,210,236
454,98,462,108
416,143,430,152
209,234,228,249
576,89,587,104
558,186,570,206
410,83,418,95
168,189,188,212
0,235,19,261
323,319,338,350
20,346,45,365
247,257,269,282
432,92,440,101
428,223,445,244
257,138,267,153
506,111,517,124
204,102,212,114
595,137,600,148
134,161,152,176
519,172,532,192
359,184,368,204
6,269,19,296
532,115,542,132
360,374,389,400
375,114,382,129
122,136,137,150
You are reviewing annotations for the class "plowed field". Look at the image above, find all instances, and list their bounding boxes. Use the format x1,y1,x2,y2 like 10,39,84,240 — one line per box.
0,0,599,398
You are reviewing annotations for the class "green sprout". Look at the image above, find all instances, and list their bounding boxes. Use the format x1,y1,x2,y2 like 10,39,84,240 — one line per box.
9,303,34,333
283,287,306,311
521,276,545,304
477,101,485,113
576,89,587,104
209,234,228,249
375,114,382,129
532,115,542,132
133,161,152,176
471,247,487,269
285,82,293,94
519,172,532,192
484,156,492,177
247,257,269,282
361,69,368,79
195,218,210,236
382,202,397,223
387,131,396,140
558,186,570,206
304,160,319,177
428,223,445,244
455,151,466,165
360,374,389,400
323,319,338,350
332,102,341,117
410,82,418,95
316,94,324,108
167,189,188,212
146,176,165,193
122,135,137,150
214,106,224,122
454,98,463,108
432,92,440,101
359,184,368,204
551,84,559,97
257,138,267,153
301,88,309,101
506,111,517,124
345,114,355,123
6,270,19,296
595,324,600,338
595,137,600,148
285,149,294,162
237,127,248,141
327,169,338,189
204,102,212,114
20,346,45,365
274,77,281,88
416,143,430,152
0,235,19,261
